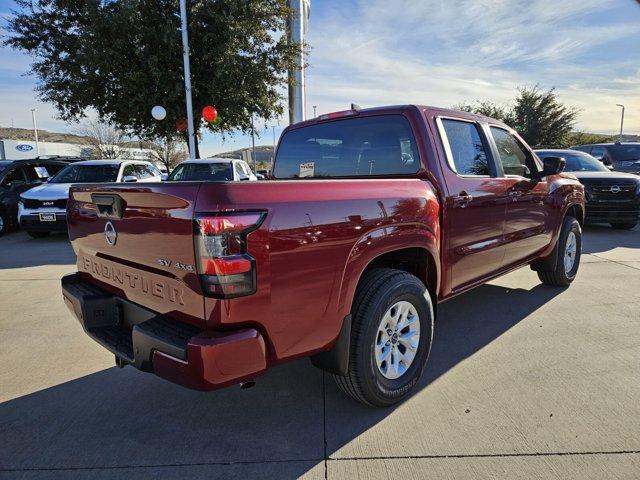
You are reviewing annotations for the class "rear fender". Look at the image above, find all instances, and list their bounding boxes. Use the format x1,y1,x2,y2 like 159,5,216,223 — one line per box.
338,225,440,314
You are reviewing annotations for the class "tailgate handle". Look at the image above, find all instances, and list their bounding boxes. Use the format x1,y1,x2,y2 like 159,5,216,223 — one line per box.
91,194,126,219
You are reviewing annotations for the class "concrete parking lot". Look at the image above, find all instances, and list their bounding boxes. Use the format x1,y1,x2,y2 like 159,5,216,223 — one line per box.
1,226,639,479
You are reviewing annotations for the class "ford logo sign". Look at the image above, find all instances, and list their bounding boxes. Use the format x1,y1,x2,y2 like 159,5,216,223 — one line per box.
610,185,621,194
104,221,117,246
16,144,34,152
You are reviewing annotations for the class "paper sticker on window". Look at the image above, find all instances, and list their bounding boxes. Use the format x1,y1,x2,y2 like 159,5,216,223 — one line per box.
34,166,49,178
299,162,315,178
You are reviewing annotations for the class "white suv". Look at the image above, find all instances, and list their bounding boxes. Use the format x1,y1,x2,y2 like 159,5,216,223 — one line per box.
19,159,163,238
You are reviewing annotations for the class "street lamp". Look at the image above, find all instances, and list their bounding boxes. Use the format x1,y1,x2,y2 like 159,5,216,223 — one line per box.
30,109,40,157
616,104,625,142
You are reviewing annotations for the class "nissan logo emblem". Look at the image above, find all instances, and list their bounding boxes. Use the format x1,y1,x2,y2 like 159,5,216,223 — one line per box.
104,221,117,246
610,185,621,194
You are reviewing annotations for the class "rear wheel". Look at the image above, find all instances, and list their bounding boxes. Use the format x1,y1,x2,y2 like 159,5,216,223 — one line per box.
333,268,434,407
610,222,637,230
27,231,50,239
538,216,582,287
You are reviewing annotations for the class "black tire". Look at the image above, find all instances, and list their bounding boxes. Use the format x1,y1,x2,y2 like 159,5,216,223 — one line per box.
538,216,582,287
27,231,50,239
333,268,434,407
0,211,6,237
610,222,637,230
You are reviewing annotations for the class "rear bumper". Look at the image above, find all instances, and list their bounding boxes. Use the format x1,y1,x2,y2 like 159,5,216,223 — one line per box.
61,273,267,391
19,213,68,232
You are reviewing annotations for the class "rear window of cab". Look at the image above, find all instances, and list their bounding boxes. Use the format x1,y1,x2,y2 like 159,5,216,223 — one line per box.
273,115,420,178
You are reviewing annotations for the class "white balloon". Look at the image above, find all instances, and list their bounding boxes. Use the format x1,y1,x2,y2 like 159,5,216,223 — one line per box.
151,105,167,121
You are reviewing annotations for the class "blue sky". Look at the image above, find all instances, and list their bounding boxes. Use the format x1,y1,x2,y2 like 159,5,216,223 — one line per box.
1,0,639,156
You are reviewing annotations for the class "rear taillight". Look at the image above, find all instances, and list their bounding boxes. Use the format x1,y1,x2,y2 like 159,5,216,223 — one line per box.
194,211,265,298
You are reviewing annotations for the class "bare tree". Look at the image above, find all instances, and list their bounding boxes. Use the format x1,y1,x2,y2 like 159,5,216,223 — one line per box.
75,120,129,159
147,136,188,172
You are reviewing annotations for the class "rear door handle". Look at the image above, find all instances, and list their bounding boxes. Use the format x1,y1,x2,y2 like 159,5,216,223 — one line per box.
452,192,474,208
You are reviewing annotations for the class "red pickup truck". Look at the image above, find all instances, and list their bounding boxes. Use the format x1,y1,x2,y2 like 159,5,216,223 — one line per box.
62,105,585,406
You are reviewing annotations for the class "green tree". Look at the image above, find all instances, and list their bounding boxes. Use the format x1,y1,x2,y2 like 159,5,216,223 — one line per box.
455,86,579,148
511,86,579,148
454,100,514,125
5,0,298,157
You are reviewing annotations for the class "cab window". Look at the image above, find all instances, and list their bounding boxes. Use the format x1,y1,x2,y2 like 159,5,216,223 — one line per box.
440,119,491,176
490,127,539,178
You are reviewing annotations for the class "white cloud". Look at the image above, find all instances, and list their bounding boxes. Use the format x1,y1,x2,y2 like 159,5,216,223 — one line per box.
306,0,640,134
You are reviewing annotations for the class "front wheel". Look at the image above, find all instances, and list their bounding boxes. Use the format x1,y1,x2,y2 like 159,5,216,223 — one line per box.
333,268,434,407
538,216,582,287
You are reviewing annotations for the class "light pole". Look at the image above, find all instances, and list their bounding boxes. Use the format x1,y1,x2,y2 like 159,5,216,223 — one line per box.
313,105,317,117
616,104,625,142
30,109,40,157
179,0,196,160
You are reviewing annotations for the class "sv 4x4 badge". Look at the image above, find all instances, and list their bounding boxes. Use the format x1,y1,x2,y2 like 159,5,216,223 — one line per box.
157,258,195,272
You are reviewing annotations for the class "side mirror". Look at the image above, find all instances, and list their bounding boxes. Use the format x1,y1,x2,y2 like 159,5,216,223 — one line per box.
123,175,138,183
542,156,566,176
238,174,251,181
601,157,612,166
160,173,168,181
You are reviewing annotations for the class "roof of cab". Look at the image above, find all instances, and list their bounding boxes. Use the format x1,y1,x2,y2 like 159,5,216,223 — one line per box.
287,104,511,131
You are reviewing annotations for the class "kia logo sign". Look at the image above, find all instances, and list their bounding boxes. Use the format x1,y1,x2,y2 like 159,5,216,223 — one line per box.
104,221,117,246
610,185,621,194
16,144,34,152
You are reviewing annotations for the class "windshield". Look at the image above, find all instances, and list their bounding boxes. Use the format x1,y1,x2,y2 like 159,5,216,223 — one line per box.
608,145,640,162
0,163,9,174
167,162,233,181
50,164,120,183
536,151,609,172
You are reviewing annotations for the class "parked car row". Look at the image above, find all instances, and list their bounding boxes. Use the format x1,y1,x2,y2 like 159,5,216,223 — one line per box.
1,141,637,239
0,157,260,237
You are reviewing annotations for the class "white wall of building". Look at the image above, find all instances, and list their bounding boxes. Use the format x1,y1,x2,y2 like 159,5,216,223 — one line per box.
0,139,153,161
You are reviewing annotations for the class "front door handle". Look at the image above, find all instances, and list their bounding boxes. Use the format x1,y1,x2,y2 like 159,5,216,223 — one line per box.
451,191,474,208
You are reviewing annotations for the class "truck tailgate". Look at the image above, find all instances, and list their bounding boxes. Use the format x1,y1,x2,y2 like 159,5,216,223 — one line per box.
68,184,205,329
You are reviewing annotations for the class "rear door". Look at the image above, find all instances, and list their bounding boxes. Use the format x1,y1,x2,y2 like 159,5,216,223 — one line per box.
68,183,205,329
487,126,552,266
435,117,510,292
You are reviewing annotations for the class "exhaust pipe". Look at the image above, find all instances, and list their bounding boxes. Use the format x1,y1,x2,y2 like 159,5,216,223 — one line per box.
240,380,256,390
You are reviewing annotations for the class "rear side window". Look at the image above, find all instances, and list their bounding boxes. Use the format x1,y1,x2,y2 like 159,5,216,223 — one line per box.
273,115,420,178
440,119,490,176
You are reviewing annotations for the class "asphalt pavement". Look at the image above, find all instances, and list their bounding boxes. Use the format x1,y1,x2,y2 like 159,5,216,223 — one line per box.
0,225,639,479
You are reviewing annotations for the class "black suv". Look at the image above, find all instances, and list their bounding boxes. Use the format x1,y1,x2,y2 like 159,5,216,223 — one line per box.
571,143,640,174
537,149,640,229
0,159,70,236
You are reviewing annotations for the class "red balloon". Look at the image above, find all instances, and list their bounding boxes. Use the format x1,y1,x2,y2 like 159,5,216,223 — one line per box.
202,105,218,123
175,117,187,132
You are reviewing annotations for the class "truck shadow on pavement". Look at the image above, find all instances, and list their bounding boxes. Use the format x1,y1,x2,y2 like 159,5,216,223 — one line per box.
0,282,564,479
582,224,639,254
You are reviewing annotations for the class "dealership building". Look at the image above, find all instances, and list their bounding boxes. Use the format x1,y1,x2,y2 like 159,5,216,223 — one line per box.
0,138,153,161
